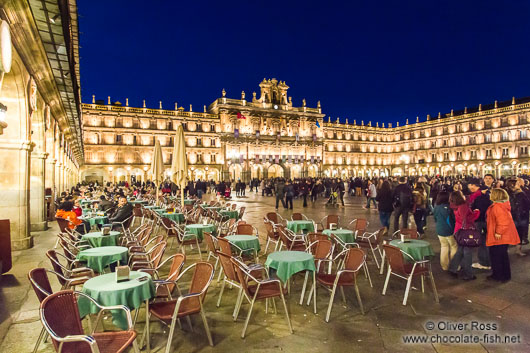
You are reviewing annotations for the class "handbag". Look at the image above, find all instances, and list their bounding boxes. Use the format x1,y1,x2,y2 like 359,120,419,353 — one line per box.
454,218,480,247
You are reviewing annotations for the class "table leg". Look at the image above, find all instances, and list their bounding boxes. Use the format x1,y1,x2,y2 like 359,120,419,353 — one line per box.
379,252,386,275
312,271,317,314
299,271,309,305
145,299,150,353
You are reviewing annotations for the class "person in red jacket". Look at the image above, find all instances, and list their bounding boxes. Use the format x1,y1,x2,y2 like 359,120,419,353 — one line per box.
486,188,521,282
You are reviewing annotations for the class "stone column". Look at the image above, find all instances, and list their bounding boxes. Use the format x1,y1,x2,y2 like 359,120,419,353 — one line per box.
30,151,48,231
46,158,57,219
0,139,34,250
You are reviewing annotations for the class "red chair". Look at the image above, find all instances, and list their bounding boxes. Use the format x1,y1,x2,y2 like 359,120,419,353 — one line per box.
28,268,55,353
348,218,369,236
263,220,280,253
231,257,293,338
381,244,439,306
236,223,257,236
308,248,367,322
277,226,305,251
151,253,186,301
291,213,308,221
319,215,340,230
39,290,139,353
356,228,385,269
146,262,215,352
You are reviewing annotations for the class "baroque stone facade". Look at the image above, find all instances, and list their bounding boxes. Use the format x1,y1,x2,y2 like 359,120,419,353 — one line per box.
82,79,530,183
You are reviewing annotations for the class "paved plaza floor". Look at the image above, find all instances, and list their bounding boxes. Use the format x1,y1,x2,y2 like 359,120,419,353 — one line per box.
1,192,530,352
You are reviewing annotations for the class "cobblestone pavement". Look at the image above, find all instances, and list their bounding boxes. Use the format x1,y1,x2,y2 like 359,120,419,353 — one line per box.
1,192,530,352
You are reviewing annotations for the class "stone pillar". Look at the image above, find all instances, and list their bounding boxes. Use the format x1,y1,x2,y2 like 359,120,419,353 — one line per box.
0,140,34,250
46,158,57,219
30,151,48,231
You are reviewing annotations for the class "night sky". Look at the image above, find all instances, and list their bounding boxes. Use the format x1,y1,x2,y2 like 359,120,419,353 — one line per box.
78,0,530,125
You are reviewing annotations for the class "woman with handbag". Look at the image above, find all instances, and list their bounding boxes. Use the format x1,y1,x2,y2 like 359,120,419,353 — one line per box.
486,188,521,282
448,191,480,280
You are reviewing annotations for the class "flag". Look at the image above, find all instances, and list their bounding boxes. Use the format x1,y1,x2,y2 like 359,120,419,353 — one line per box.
316,121,321,128
237,112,247,119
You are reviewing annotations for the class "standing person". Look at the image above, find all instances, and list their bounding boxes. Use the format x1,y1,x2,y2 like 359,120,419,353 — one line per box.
468,178,492,270
486,188,521,282
448,191,479,280
376,180,393,234
412,184,427,236
336,178,345,206
392,177,413,231
364,180,377,209
284,180,294,210
311,180,320,203
275,179,286,210
433,191,457,271
506,178,529,256
301,179,311,207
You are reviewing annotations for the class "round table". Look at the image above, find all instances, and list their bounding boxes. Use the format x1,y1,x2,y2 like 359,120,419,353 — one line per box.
78,271,155,330
225,235,261,252
323,229,355,244
219,210,239,219
81,231,120,248
389,239,434,261
185,224,216,240
287,220,315,234
265,251,316,282
162,212,185,223
203,206,221,212
183,199,195,205
79,215,109,228
152,208,167,214
76,246,128,273
144,205,159,210
129,200,148,205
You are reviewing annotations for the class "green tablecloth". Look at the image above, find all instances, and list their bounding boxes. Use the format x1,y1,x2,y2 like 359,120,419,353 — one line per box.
265,251,316,282
203,206,221,212
185,224,216,240
129,200,148,204
219,210,239,219
80,200,94,206
78,271,155,330
144,205,159,210
389,239,434,261
183,199,195,205
153,208,167,214
225,235,261,252
162,212,185,223
76,246,128,273
323,229,355,244
81,231,120,248
287,220,315,234
79,215,109,227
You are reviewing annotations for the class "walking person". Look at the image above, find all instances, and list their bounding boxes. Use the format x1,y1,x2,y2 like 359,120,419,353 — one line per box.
376,180,393,234
412,184,427,236
433,191,457,271
285,180,294,210
392,177,413,231
506,178,528,257
275,179,286,210
448,191,480,280
336,178,345,206
486,188,521,282
364,180,377,209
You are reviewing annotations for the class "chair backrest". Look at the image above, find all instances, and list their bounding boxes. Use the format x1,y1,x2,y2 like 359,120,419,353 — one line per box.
204,232,218,254
218,251,238,282
236,223,254,235
306,233,329,244
189,262,214,303
383,244,407,273
232,204,238,211
291,213,304,221
344,248,365,271
266,212,279,224
46,250,67,286
325,215,340,229
277,227,293,248
28,268,53,303
150,241,167,268
133,207,143,217
217,237,233,256
40,290,88,353
353,219,368,232
55,217,70,233
400,228,419,239
264,221,278,240
161,216,174,229
310,239,333,259
166,253,186,293
230,257,252,297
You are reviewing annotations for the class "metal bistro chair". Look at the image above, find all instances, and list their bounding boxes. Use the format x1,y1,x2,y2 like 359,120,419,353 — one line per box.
319,215,340,231
40,290,139,353
348,218,369,237
308,248,367,322
291,213,308,221
231,256,293,338
46,250,95,289
235,223,258,236
145,262,215,352
150,254,186,301
381,244,439,306
263,220,281,253
277,226,305,251
356,228,385,269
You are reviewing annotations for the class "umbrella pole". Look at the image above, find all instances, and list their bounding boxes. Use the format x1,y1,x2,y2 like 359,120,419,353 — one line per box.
156,182,159,206
181,183,185,207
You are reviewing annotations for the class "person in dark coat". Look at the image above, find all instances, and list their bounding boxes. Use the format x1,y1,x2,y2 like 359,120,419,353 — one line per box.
376,180,393,232
109,197,133,228
284,180,294,210
98,195,114,212
392,177,413,231
275,179,286,210
506,178,529,256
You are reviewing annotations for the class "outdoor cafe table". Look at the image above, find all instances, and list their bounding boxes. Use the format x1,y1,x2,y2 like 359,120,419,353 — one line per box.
81,231,120,248
225,234,261,253
219,209,239,219
322,228,355,244
162,212,185,223
183,199,195,205
80,199,96,206
153,208,168,215
185,224,216,240
144,205,159,210
287,220,315,234
76,246,128,273
382,239,435,274
203,206,221,212
78,271,155,330
79,215,109,228
129,200,148,205
265,251,317,312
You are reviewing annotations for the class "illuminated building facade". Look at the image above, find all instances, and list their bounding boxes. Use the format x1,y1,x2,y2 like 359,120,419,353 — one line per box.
81,79,530,183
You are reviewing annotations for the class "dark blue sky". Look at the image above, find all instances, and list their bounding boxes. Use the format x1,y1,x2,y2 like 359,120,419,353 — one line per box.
78,0,530,125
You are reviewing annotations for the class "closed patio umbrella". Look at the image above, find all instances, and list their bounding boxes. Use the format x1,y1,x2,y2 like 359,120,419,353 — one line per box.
171,125,188,206
149,139,165,204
